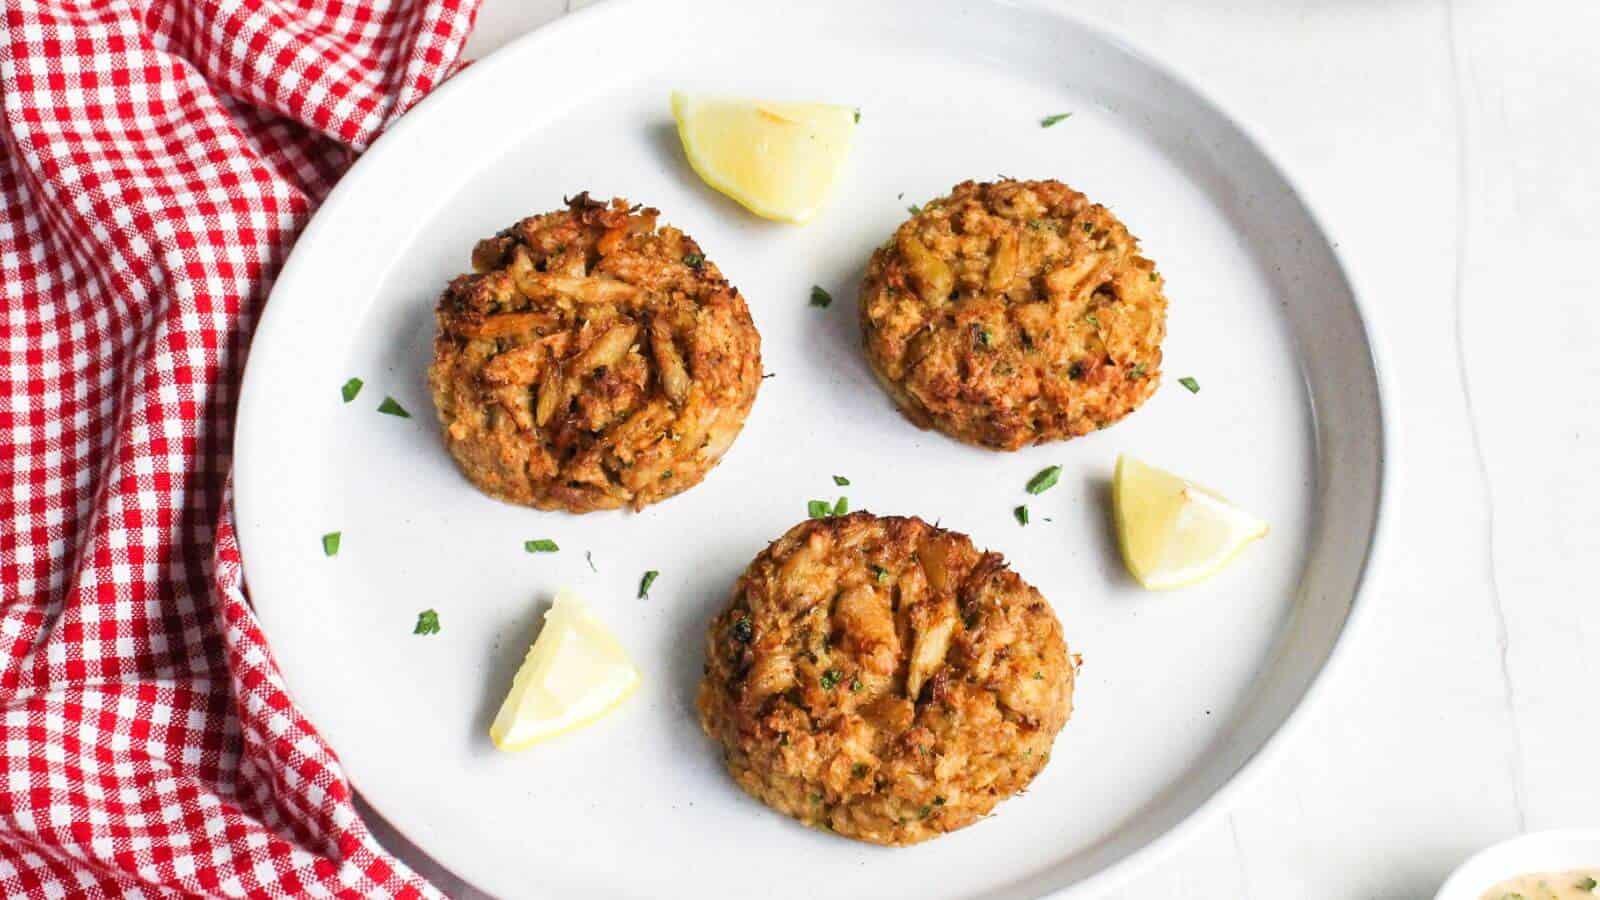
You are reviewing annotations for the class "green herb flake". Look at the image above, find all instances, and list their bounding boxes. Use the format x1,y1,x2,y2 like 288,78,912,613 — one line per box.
377,396,410,418
976,327,992,347
1578,876,1598,891
1179,376,1200,393
1128,363,1148,380
1013,505,1029,526
807,499,831,519
853,108,861,124
1148,271,1159,282
820,669,841,690
833,475,851,486
918,805,932,818
638,570,660,599
1040,112,1072,127
321,532,341,557
413,609,440,635
1025,465,1063,495
832,496,849,516
871,564,889,583
340,378,363,403
1033,671,1044,680
682,252,705,267
810,285,833,308
1084,312,1100,327
524,539,559,553
731,617,754,644
851,763,868,778
907,204,922,215
849,676,862,693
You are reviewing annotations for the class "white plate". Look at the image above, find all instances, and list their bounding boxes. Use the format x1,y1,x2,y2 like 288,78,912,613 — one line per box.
1436,831,1600,900
234,1,1389,896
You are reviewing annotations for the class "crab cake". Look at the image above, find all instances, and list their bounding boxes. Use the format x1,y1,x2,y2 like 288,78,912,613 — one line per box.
860,179,1167,450
428,194,762,512
698,512,1074,846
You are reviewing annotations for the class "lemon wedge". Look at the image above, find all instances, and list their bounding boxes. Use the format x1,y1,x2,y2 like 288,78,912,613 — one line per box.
489,590,640,751
670,91,856,223
1113,455,1269,590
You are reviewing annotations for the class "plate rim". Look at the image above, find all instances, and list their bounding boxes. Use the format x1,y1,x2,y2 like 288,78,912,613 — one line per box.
233,0,1396,895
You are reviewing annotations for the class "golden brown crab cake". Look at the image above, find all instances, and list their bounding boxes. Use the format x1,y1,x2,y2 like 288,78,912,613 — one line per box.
428,194,762,512
698,512,1075,846
860,179,1167,450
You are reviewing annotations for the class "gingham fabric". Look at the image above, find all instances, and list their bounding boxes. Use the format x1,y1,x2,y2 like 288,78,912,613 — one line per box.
0,0,481,895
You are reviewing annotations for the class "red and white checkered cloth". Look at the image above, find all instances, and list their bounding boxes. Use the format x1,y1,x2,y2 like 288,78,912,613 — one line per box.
0,0,481,895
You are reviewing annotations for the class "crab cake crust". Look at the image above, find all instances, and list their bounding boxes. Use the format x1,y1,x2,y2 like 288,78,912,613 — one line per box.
698,512,1074,846
428,194,762,512
860,179,1167,450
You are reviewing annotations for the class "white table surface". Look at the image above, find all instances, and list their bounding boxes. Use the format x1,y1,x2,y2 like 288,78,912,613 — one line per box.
359,1,1600,896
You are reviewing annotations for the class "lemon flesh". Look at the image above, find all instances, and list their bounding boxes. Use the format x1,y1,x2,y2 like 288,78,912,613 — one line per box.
489,590,641,751
1113,454,1269,590
670,91,855,223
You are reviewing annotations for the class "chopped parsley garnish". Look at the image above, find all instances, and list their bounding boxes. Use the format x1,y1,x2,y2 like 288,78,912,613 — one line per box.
731,617,754,643
638,570,659,599
1179,376,1200,393
820,669,841,690
1033,671,1044,680
833,475,850,486
1025,465,1062,495
413,609,440,635
1148,271,1159,282
1083,312,1100,327
1040,112,1072,127
849,676,862,693
853,108,861,124
340,378,363,403
681,252,705,267
918,805,932,818
321,532,341,557
377,396,410,418
524,539,558,553
833,496,849,516
1082,222,1094,234
810,285,833,308
807,499,831,519
976,327,992,347
1013,505,1029,526
870,564,889,583
907,204,922,215
1128,363,1148,379
1577,876,1598,891
852,763,868,778
585,550,597,572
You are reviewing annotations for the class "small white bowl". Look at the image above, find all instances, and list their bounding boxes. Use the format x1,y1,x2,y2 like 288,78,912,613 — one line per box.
1436,830,1600,900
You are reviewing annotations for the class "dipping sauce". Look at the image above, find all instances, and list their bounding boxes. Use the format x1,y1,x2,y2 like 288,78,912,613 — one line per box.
1479,869,1600,900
